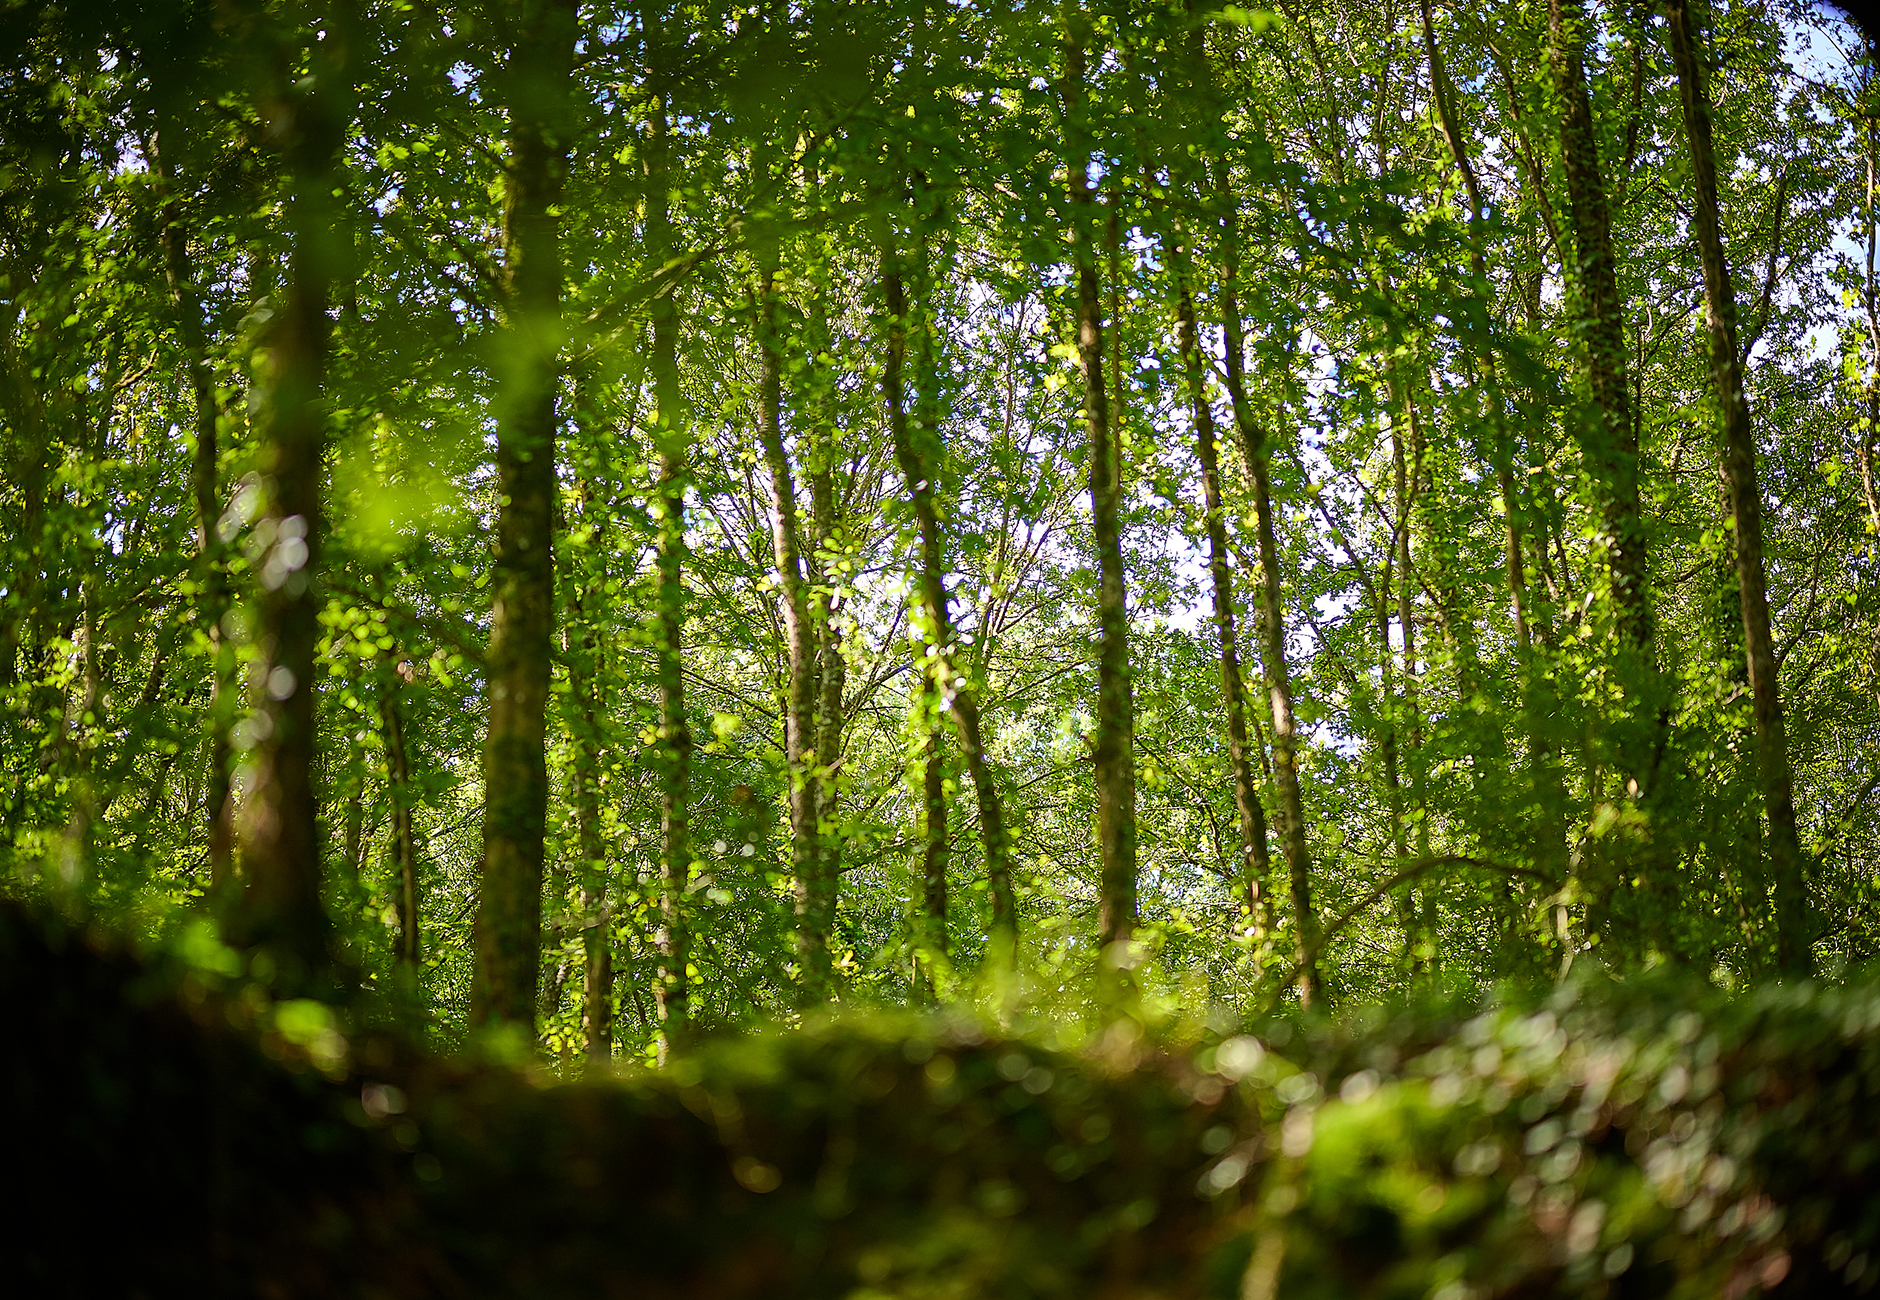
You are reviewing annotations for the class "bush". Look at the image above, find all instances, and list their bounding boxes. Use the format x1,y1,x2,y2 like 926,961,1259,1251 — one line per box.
4,902,1877,1297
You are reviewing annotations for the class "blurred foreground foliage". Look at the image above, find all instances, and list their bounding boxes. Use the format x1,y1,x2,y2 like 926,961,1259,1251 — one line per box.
7,898,1877,1298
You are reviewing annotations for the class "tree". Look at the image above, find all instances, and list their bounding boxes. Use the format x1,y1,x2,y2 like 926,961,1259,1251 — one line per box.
1664,0,1811,975
470,0,578,1033
228,3,356,994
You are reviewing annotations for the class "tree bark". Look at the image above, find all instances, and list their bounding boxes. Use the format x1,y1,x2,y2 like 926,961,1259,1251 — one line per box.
754,264,830,1000
919,688,949,986
1374,544,1412,956
1549,0,1672,959
570,647,611,1059
231,10,355,994
1387,370,1430,974
803,154,848,970
151,138,234,896
1216,173,1320,1007
1420,1,1572,899
883,260,1018,973
1547,0,1652,656
810,461,845,895
470,0,576,1032
1172,259,1272,937
1665,0,1812,976
381,674,418,967
644,78,693,1043
563,445,614,1060
1062,6,1138,960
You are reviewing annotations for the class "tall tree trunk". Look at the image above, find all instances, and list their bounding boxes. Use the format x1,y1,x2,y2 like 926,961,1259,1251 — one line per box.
1420,1,1572,901
1216,175,1320,1006
889,266,950,988
883,258,1018,973
1547,0,1653,663
644,77,693,1043
152,140,234,896
922,717,949,970
754,263,829,999
1387,370,1430,974
1549,0,1669,959
1062,6,1138,960
1665,0,1812,976
60,553,102,891
1862,63,1880,534
381,673,418,966
803,154,848,965
562,453,615,1060
231,10,355,994
569,608,611,1058
1374,546,1412,952
1172,259,1272,937
918,686,949,990
470,0,577,1032
810,460,845,888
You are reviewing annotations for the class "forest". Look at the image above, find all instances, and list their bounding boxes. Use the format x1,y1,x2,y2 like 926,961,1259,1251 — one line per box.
6,0,1880,1293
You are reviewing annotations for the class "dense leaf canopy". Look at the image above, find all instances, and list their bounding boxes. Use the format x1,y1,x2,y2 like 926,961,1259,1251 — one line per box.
2,0,1878,1058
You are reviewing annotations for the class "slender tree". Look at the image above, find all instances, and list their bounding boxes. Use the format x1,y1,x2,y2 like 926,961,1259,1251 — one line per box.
1062,3,1138,961
229,5,355,993
1216,170,1321,1005
884,236,1018,974
381,668,417,967
644,66,694,1042
754,257,830,999
1547,0,1653,660
560,437,616,1060
1172,254,1272,935
149,134,234,897
1664,0,1812,975
470,0,578,1032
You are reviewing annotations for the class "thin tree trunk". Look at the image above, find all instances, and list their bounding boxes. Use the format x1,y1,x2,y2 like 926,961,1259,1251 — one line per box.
1666,0,1812,976
152,140,234,896
560,463,614,1059
1374,547,1411,953
381,674,418,966
803,155,848,956
1172,259,1272,936
1421,2,1572,900
59,558,101,891
754,264,828,999
1549,0,1670,960
1862,76,1880,533
570,626,611,1057
1547,0,1652,657
645,78,693,1043
883,258,1018,973
232,11,355,993
470,0,576,1032
1387,371,1429,974
810,461,844,885
1062,7,1138,959
919,687,949,988
1216,173,1320,1006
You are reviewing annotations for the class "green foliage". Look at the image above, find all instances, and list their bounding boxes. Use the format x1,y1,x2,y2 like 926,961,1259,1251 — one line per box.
0,0,1877,1052
13,899,1880,1295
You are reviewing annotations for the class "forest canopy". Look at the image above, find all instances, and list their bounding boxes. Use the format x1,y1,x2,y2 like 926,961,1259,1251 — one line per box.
3,0,1879,1064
